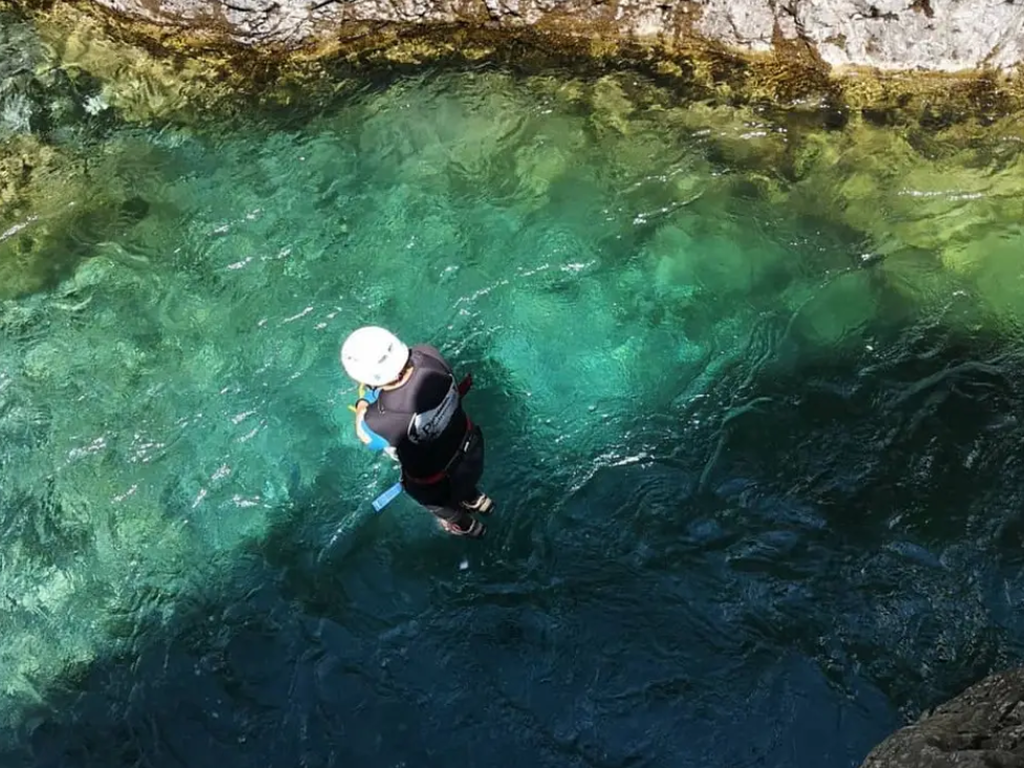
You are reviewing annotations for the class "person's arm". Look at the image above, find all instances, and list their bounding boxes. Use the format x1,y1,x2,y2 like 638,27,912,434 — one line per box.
352,384,370,443
354,400,374,445
354,391,400,457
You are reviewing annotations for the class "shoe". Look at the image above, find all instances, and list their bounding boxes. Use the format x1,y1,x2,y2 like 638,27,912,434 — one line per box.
439,518,486,538
460,493,494,515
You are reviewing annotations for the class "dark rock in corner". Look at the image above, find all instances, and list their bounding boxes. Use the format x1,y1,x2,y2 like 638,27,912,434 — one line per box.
859,666,1024,768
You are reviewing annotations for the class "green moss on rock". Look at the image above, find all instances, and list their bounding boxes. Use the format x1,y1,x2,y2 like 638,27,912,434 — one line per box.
0,132,156,300
7,0,1024,330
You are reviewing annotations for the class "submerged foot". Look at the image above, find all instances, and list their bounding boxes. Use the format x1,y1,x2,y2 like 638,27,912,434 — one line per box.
460,493,494,515
439,517,486,538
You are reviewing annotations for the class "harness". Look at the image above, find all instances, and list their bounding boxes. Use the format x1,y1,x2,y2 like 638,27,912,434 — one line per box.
401,373,475,486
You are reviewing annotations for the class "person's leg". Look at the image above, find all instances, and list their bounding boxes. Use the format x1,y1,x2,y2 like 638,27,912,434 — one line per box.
404,476,485,538
424,500,485,537
452,426,494,514
460,491,493,514
437,513,485,537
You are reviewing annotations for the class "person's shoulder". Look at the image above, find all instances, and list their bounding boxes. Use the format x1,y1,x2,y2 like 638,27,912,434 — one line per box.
411,344,454,379
412,343,447,364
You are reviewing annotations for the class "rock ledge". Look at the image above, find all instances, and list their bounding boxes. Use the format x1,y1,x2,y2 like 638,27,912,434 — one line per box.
860,666,1024,768
80,0,1024,76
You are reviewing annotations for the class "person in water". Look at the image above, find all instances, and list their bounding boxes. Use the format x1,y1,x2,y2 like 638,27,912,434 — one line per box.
340,325,494,538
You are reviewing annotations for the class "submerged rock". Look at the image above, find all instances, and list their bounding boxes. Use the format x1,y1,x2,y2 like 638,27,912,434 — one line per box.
859,665,1024,767
0,131,159,301
0,8,150,300
0,8,116,140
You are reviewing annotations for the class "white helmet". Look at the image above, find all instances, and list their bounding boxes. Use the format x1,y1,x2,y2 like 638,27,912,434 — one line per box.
339,326,410,386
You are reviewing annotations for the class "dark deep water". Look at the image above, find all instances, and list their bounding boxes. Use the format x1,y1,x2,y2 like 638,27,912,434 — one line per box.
5,11,1024,768
14,323,1024,768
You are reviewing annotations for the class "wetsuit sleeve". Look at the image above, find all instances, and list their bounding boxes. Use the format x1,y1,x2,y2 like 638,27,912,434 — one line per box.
361,407,408,453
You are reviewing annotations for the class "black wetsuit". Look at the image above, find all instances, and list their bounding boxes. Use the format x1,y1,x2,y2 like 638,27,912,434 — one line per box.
361,345,486,524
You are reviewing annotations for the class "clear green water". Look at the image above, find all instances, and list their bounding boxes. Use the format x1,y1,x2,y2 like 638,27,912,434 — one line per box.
4,11,1024,767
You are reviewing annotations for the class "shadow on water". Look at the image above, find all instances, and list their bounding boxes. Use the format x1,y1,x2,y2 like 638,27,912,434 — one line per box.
5,302,1024,768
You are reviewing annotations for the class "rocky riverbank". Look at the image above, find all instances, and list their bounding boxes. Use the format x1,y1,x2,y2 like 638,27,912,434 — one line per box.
79,0,1024,76
6,0,1024,122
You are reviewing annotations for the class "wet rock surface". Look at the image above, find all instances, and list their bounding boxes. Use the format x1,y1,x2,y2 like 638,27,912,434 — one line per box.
858,666,1024,768
89,0,1024,73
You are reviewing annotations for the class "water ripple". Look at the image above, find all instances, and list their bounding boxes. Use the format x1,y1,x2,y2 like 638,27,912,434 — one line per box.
3,62,1024,768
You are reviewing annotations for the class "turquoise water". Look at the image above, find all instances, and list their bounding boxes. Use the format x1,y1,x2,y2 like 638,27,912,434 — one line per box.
5,15,1024,766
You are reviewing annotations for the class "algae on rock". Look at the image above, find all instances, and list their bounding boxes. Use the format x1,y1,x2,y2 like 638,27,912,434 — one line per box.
0,8,154,301
15,0,1024,135
779,111,1024,325
0,132,157,301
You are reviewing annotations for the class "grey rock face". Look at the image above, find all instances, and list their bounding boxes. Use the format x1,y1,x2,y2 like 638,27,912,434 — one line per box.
93,0,337,43
88,0,1024,73
796,0,1024,73
859,666,1024,768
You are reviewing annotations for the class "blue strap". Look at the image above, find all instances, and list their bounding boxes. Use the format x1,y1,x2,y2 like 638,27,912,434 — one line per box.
372,481,403,513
